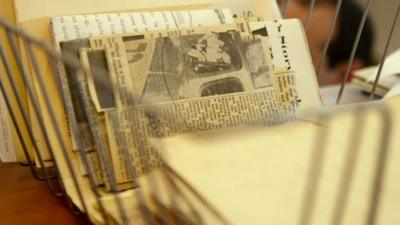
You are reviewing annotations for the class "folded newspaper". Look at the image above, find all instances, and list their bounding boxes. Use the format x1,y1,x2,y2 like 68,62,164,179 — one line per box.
50,8,321,191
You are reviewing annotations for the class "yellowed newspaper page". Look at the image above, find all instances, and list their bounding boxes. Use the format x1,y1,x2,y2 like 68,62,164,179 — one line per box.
0,0,32,162
11,0,280,164
0,92,17,162
85,22,297,186
53,10,235,188
251,19,322,113
53,9,234,151
69,19,313,188
16,20,61,165
100,20,318,190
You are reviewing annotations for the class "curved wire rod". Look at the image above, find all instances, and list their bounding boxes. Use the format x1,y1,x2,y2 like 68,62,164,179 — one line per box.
304,0,317,30
0,17,138,224
298,101,393,225
365,105,393,225
0,37,61,195
4,27,89,214
0,18,87,78
316,0,343,77
0,54,42,180
330,110,366,225
24,39,71,197
370,4,400,99
281,0,292,18
336,0,372,104
297,114,329,225
166,164,233,225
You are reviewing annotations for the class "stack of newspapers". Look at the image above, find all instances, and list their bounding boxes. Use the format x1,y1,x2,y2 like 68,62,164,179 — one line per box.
0,0,324,224
52,9,323,191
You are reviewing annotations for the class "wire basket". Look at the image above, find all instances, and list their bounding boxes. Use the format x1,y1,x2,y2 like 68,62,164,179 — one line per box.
0,1,400,224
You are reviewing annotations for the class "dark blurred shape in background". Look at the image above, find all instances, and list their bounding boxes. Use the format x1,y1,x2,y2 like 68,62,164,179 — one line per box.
279,0,375,86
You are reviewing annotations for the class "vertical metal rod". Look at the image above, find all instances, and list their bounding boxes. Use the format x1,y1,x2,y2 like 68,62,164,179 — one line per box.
0,53,40,180
336,0,372,104
298,115,329,225
317,0,343,77
25,39,85,200
370,4,400,99
24,40,69,197
366,106,392,225
281,0,292,18
304,0,317,30
0,34,38,174
5,29,89,213
0,36,60,194
330,111,365,225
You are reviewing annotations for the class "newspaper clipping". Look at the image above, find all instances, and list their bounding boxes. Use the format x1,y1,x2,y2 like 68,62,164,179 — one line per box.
57,18,299,189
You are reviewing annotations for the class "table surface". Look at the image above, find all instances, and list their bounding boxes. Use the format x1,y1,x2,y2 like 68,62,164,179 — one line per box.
0,163,88,225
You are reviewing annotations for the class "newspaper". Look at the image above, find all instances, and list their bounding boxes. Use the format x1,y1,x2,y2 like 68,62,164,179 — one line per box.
251,20,322,111
78,48,128,189
0,91,17,162
73,21,307,186
85,25,298,184
55,17,319,189
52,9,234,152
53,9,234,187
63,26,236,186
82,26,239,185
64,24,280,185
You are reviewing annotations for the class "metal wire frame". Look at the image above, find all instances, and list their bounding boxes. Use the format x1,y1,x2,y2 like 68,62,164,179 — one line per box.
298,103,393,225
336,0,373,104
0,37,64,196
281,0,400,103
0,1,399,224
369,4,400,100
0,18,110,222
280,0,292,18
0,17,225,225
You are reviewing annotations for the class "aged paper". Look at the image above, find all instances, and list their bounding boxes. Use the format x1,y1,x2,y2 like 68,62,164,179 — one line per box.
251,19,322,113
53,9,234,151
67,19,312,186
0,0,32,163
84,27,239,184
0,91,17,162
92,27,296,184
51,9,234,43
51,12,316,192
60,24,284,185
77,48,118,188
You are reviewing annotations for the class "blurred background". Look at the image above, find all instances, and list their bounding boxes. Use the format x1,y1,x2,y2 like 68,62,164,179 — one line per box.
277,0,400,86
